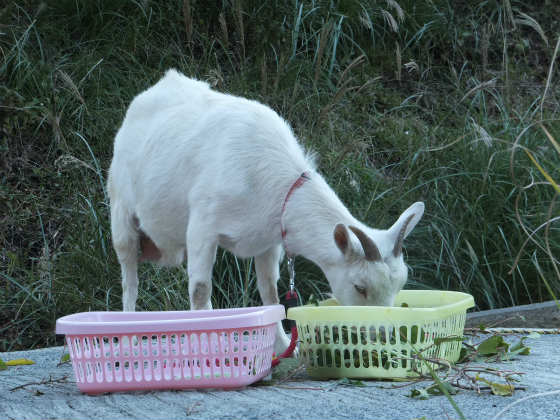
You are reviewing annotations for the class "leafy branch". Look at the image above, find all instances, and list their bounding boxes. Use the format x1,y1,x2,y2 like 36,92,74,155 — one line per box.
404,331,537,399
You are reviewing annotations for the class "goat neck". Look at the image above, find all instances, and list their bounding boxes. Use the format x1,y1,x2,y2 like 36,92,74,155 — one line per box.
280,172,357,268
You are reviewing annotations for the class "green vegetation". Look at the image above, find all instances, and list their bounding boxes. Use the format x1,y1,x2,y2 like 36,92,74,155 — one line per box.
1,0,559,351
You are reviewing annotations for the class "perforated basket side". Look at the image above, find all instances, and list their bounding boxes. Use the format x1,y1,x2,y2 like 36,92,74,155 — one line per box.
296,310,467,379
65,324,277,393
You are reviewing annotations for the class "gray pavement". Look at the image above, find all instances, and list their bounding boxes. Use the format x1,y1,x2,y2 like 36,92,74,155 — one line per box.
1,334,559,420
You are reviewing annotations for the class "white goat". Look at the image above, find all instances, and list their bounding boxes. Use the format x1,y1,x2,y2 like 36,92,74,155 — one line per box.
108,69,424,353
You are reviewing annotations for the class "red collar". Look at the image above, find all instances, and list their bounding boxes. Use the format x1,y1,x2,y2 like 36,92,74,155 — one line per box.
280,172,310,256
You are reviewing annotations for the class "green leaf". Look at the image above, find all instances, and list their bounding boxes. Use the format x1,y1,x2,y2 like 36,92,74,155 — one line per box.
426,381,458,396
458,346,473,363
401,302,409,307
0,359,6,371
408,388,430,399
5,358,35,366
508,338,531,357
307,294,320,306
508,347,530,357
476,376,515,396
434,336,464,346
477,335,509,356
509,338,526,352
337,377,365,387
60,353,71,363
408,381,457,399
489,382,514,396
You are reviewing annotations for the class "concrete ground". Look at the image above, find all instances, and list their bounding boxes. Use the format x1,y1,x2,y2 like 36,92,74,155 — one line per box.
465,300,560,329
1,331,559,420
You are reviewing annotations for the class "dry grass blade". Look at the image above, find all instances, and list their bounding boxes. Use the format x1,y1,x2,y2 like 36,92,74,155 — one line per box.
318,80,353,123
503,0,516,29
481,24,489,77
386,0,404,22
56,70,85,106
539,123,560,155
524,150,560,194
509,196,560,274
219,12,229,48
314,21,332,85
381,9,399,32
337,54,365,88
234,0,245,62
544,196,560,304
45,109,66,147
540,36,560,115
509,123,535,181
355,76,381,95
273,52,287,95
423,134,467,152
318,54,366,122
395,41,401,81
318,78,368,123
508,171,560,274
54,154,95,172
460,78,497,103
182,0,192,46
260,52,267,95
470,120,493,147
515,12,548,46
404,60,419,73
359,9,373,30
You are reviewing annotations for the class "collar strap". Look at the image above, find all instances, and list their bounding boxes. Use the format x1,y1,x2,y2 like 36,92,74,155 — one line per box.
281,172,310,256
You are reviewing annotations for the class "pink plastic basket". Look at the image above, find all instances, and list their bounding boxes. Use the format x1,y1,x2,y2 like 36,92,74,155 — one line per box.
55,305,285,394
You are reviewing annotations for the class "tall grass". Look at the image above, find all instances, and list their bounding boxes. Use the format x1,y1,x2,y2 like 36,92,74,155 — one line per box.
1,0,559,351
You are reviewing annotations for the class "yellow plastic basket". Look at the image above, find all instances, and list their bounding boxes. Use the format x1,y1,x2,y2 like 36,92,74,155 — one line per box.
287,290,475,379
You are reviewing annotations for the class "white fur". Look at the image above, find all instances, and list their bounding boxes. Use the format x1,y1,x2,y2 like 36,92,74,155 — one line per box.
107,69,425,354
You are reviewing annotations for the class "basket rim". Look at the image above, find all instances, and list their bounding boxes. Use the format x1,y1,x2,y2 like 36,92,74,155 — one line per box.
56,304,285,335
287,290,474,323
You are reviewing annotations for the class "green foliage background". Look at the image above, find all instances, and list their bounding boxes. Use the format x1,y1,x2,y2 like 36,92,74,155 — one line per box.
1,0,559,351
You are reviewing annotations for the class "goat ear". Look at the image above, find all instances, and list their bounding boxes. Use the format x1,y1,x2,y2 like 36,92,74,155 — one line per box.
389,201,425,257
334,224,351,256
349,226,381,262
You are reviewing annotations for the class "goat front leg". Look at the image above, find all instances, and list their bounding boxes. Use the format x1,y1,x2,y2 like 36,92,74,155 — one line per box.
186,221,217,310
255,245,293,356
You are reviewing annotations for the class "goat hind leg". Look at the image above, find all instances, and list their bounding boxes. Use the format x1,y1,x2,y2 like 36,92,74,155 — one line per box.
186,220,217,310
110,202,140,312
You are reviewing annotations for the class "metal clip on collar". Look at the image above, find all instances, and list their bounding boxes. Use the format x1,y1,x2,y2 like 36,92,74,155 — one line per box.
287,256,296,294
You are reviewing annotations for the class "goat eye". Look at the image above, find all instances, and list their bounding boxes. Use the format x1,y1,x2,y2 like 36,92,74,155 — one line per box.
354,285,367,297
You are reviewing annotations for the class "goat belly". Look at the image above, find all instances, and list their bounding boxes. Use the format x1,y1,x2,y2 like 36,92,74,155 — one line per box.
217,233,276,258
